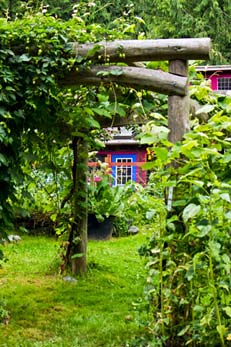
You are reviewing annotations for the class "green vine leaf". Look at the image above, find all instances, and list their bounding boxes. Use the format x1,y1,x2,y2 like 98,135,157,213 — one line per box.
223,307,231,318
182,203,201,223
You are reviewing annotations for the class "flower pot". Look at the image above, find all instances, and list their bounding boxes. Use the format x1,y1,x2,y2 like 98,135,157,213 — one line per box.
88,214,115,240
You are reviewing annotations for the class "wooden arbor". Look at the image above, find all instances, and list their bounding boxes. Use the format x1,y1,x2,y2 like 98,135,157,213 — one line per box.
60,38,211,274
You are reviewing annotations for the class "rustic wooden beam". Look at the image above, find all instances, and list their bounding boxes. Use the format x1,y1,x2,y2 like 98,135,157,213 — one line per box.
73,38,211,63
168,60,190,143
60,65,188,96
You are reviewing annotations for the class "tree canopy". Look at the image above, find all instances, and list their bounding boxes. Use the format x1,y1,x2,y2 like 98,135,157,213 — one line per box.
0,0,230,63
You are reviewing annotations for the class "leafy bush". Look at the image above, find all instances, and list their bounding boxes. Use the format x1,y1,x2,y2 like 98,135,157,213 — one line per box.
138,85,231,346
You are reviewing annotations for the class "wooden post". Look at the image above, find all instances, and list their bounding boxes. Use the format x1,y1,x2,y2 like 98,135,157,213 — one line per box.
167,60,190,212
168,60,190,143
71,136,88,275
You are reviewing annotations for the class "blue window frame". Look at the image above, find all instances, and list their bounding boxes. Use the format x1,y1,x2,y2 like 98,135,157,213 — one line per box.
111,154,137,186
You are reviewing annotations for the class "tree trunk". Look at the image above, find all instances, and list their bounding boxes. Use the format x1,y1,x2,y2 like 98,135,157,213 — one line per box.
70,136,88,275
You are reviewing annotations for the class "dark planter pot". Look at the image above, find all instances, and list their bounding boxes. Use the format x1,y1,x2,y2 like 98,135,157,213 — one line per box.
88,214,115,240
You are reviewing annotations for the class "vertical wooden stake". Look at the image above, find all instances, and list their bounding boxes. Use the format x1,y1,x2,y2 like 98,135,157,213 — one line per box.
168,60,190,143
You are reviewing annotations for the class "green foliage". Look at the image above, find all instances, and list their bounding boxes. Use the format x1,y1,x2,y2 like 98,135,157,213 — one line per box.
140,0,231,64
1,0,229,63
0,10,147,246
138,85,231,346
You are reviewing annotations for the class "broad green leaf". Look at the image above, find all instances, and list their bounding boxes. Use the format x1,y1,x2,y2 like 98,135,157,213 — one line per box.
115,105,126,117
96,70,110,77
216,325,226,338
140,133,157,145
28,182,37,190
185,266,194,281
219,283,229,292
220,193,231,203
50,213,57,222
96,93,109,102
181,140,198,154
0,125,7,142
209,241,221,259
92,108,111,118
18,54,31,62
86,117,100,128
193,305,204,313
86,43,101,57
140,126,169,144
222,254,231,265
196,104,215,115
223,152,231,163
0,107,6,116
182,203,201,223
141,161,158,170
177,325,190,336
109,68,123,76
0,153,8,166
154,147,168,161
146,209,157,220
197,224,211,237
223,307,231,318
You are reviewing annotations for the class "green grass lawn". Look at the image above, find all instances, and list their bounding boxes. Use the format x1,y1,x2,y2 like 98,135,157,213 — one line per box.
0,231,151,347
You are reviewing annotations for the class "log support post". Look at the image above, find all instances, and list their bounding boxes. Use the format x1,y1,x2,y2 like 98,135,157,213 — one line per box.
168,60,190,143
167,60,190,212
71,136,88,275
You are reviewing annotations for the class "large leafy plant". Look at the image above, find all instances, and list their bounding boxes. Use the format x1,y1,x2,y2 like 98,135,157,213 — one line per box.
88,168,125,223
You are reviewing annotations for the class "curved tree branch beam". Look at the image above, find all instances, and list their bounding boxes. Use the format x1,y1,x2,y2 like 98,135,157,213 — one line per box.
73,38,211,63
60,65,188,96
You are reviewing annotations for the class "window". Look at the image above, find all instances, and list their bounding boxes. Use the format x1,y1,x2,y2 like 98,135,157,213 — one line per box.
111,154,137,186
217,77,231,90
115,158,132,185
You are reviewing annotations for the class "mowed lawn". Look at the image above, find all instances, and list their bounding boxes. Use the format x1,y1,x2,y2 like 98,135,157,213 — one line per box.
0,231,150,347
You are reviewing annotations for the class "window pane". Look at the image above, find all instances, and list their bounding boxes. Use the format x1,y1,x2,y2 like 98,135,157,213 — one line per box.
218,77,231,90
115,157,134,185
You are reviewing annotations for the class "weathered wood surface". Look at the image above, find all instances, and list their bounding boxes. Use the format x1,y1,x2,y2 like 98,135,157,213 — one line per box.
168,60,190,143
60,65,188,96
73,38,211,63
